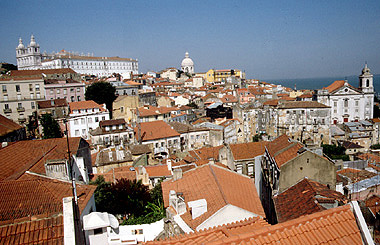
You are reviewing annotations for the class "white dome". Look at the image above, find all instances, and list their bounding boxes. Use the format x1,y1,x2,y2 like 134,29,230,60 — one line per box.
181,52,194,67
17,38,25,49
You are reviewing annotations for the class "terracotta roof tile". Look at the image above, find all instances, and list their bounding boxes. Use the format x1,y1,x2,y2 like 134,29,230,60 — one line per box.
152,205,362,245
149,216,269,244
279,101,329,109
209,205,362,244
0,114,23,137
0,173,95,222
188,145,223,161
134,120,180,141
0,137,82,180
274,178,346,223
266,135,304,168
37,99,68,109
144,164,172,177
91,166,137,183
357,153,380,164
0,215,64,244
337,168,377,183
69,100,106,113
323,80,346,93
365,195,380,216
230,142,269,160
162,164,265,230
10,68,76,77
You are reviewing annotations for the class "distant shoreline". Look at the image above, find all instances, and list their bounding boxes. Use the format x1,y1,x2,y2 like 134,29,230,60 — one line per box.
261,74,380,93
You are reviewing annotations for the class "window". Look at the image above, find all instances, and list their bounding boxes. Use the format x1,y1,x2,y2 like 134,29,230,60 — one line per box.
16,85,20,92
77,96,80,101
88,117,92,123
57,89,60,94
77,88,80,92
161,142,164,147
344,99,348,107
102,116,105,120
2,85,6,93
35,84,40,91
82,129,86,135
63,89,67,95
50,89,53,94
74,119,79,125
29,84,33,91
17,102,22,109
36,93,40,99
31,102,35,109
75,130,79,136
355,100,359,106
81,118,85,124
95,117,99,122
71,96,75,102
4,104,9,109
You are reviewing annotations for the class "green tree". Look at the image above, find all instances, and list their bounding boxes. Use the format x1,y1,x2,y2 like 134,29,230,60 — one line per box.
90,176,115,213
321,144,349,161
374,104,380,118
85,81,117,118
39,114,63,139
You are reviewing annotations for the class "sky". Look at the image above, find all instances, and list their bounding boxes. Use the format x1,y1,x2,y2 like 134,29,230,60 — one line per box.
1,0,379,80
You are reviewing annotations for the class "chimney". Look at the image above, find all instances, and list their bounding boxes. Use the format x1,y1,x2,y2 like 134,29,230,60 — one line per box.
188,199,207,220
63,197,76,245
173,168,182,181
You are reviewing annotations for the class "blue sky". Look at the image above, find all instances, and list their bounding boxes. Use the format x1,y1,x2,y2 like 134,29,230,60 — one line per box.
1,0,379,79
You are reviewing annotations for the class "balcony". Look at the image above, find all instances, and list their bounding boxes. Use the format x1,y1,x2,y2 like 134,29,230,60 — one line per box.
17,107,25,112
3,108,12,113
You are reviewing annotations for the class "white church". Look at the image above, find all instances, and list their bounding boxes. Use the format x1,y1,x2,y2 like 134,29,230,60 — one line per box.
181,51,194,74
16,35,138,78
316,63,375,124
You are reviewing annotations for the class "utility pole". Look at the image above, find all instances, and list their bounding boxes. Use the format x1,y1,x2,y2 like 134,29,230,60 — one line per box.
64,119,84,244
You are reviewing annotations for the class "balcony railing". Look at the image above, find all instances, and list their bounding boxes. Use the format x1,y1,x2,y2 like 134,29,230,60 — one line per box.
3,108,12,113
17,107,25,112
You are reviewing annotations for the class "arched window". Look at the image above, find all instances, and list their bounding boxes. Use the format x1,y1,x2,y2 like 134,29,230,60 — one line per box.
366,79,369,87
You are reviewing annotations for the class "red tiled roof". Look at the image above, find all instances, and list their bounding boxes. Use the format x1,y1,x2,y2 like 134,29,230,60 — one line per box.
279,101,329,108
149,216,269,244
357,153,380,164
230,142,268,160
10,68,76,77
99,118,125,127
135,120,180,141
274,178,346,223
91,166,137,183
0,173,95,222
188,145,223,161
263,99,279,106
37,98,68,109
69,100,106,113
152,205,362,244
266,135,303,168
162,164,265,230
209,205,362,244
0,215,64,244
0,137,82,181
144,164,172,177
337,168,377,183
365,195,380,216
323,80,357,93
0,114,23,137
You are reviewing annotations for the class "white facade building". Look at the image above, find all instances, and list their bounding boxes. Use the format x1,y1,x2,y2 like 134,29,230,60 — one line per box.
68,100,109,139
16,35,138,78
317,64,374,124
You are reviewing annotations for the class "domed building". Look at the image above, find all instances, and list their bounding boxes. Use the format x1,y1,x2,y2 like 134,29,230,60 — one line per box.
181,52,194,74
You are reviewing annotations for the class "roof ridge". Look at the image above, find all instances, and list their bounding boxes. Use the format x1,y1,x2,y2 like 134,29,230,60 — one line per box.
215,205,352,244
208,165,229,206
